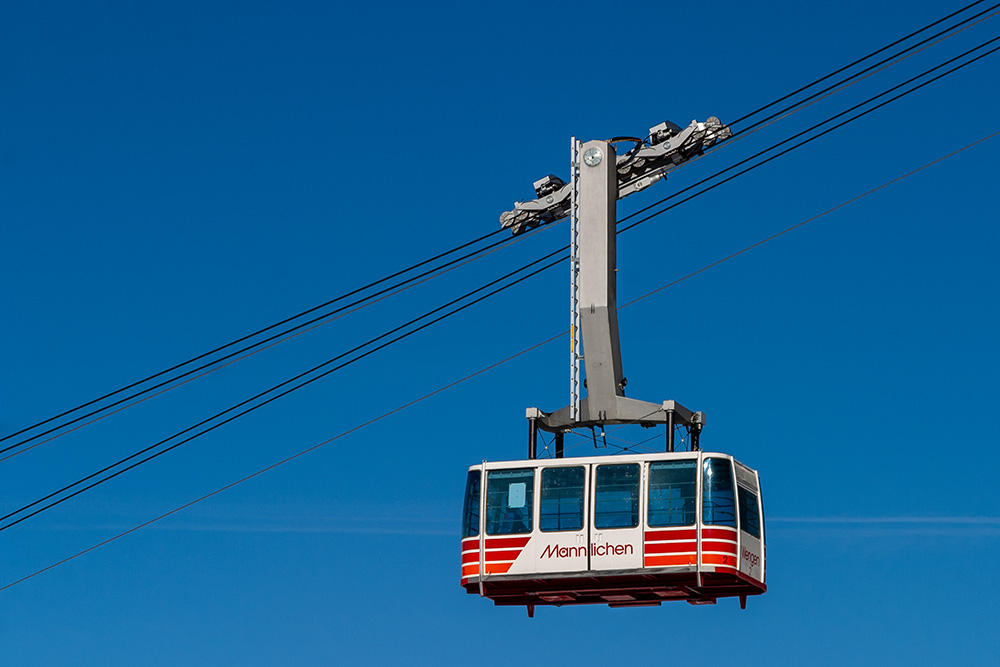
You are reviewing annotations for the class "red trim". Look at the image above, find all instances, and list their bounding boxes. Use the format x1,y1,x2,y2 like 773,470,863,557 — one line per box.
485,549,523,562
644,541,697,555
461,550,481,564
701,540,737,554
702,553,738,568
701,527,737,539
644,553,697,567
645,528,697,541
485,536,531,549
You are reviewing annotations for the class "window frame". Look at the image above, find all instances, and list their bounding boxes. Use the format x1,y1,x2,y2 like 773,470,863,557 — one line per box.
539,465,586,533
647,459,697,528
593,462,641,530
702,457,737,528
462,470,481,538
485,467,535,536
737,484,761,539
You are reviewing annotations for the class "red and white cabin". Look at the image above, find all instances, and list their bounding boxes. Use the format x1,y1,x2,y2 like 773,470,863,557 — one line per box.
460,451,765,611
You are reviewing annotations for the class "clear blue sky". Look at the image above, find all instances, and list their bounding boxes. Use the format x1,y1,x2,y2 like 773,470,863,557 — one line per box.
2,1,998,664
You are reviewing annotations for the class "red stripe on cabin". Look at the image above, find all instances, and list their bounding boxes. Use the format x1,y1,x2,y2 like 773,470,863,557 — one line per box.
702,553,738,568
701,527,737,539
701,540,737,554
645,553,697,567
485,536,531,549
485,549,523,562
461,563,479,576
461,550,481,564
644,541,697,555
645,528,697,541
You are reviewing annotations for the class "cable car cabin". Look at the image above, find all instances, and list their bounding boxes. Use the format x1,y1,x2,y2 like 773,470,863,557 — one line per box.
460,451,765,611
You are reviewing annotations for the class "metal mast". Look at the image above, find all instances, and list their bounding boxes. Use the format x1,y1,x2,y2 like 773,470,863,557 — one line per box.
501,117,731,456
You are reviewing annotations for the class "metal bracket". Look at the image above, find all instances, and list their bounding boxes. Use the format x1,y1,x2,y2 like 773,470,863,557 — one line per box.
500,117,731,235
507,116,730,445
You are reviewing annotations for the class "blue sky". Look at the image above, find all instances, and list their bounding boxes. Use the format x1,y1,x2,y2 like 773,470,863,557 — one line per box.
1,0,999,664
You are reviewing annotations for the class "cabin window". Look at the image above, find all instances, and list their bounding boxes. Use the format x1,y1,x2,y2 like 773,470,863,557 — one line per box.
738,486,761,538
702,458,736,527
486,469,534,535
595,463,640,529
648,460,697,527
540,466,585,532
462,471,480,538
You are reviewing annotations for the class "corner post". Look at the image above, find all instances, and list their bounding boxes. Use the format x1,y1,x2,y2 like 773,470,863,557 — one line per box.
528,417,538,459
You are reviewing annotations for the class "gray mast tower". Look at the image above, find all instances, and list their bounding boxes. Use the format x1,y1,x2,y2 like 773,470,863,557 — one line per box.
499,118,731,458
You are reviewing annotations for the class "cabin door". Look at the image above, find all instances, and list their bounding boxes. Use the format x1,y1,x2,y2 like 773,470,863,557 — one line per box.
588,462,643,571
534,465,590,574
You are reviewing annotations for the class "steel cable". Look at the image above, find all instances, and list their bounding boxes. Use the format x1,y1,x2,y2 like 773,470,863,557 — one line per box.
5,37,996,527
6,0,992,455
5,126,994,590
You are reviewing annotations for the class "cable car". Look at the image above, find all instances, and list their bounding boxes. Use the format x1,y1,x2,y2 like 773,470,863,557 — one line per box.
460,451,765,612
464,121,765,614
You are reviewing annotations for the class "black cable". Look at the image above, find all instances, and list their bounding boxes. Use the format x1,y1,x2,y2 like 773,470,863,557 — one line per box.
4,126,997,600
620,35,1000,234
0,248,565,530
10,2,992,454
0,226,522,458
0,225,510,447
8,19,998,525
15,32,998,519
729,1,1000,138
729,0,989,127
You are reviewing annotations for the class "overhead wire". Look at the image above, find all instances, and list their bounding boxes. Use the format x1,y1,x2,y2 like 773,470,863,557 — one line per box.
6,35,998,528
613,3,1000,223
0,332,566,592
0,225,513,449
5,0,993,456
727,0,992,127
0,249,567,531
710,3,1000,151
7,125,994,589
618,33,1000,234
0,222,551,462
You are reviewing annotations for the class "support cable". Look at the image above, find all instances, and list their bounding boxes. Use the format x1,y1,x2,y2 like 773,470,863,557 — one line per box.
0,226,511,448
6,40,996,520
618,35,1000,233
0,250,565,530
6,3,993,453
3,128,992,573
714,4,1000,150
728,0,991,127
0,226,552,460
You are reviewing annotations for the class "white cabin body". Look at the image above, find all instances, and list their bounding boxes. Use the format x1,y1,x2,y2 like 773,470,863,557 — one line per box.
460,451,765,608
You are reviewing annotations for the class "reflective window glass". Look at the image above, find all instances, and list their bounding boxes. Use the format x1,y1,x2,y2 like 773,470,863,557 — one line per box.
738,486,761,538
702,458,736,527
486,469,534,535
648,460,696,527
462,471,480,538
595,464,640,529
540,467,585,532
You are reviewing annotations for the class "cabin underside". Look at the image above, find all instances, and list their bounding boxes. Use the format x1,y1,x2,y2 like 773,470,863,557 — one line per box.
463,568,766,608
